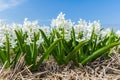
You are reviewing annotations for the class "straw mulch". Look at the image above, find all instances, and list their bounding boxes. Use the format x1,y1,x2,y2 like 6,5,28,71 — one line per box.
0,52,120,80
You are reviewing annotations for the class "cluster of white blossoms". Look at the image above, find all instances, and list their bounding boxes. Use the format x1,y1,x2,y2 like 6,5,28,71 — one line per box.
116,30,120,37
0,23,8,47
51,12,74,41
0,12,120,48
51,12,120,42
23,18,40,45
74,19,101,42
0,18,49,48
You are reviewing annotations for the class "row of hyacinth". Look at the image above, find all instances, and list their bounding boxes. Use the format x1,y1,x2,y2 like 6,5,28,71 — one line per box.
0,12,120,71
0,12,120,49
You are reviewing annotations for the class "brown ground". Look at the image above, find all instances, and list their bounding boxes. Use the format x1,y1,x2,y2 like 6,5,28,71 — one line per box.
0,52,120,80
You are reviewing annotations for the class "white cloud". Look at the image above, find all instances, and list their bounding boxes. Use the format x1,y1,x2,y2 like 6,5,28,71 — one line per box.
0,0,24,11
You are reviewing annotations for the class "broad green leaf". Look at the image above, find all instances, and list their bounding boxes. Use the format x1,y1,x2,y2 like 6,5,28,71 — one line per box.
0,50,6,64
65,40,88,63
32,38,62,71
15,30,24,53
32,33,38,64
81,42,120,65
5,34,10,67
39,29,50,47
71,27,76,47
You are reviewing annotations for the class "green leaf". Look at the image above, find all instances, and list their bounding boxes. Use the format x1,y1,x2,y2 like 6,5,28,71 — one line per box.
65,40,88,64
71,27,76,47
0,50,6,64
81,42,120,65
32,33,38,64
39,29,50,47
5,34,10,68
32,38,62,71
15,30,24,53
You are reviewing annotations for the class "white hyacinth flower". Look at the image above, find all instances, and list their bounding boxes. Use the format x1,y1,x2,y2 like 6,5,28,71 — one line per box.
24,36,33,45
23,18,39,34
93,20,101,35
51,12,74,41
116,30,120,38
101,28,111,37
40,26,51,37
36,35,43,46
51,12,73,31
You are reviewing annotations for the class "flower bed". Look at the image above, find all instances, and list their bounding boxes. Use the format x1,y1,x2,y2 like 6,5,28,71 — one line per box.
0,12,120,72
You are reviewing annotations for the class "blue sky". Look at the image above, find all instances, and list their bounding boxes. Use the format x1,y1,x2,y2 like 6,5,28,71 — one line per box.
0,0,120,29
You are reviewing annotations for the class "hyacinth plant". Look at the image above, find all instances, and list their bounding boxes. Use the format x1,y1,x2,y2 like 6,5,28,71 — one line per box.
0,12,120,71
